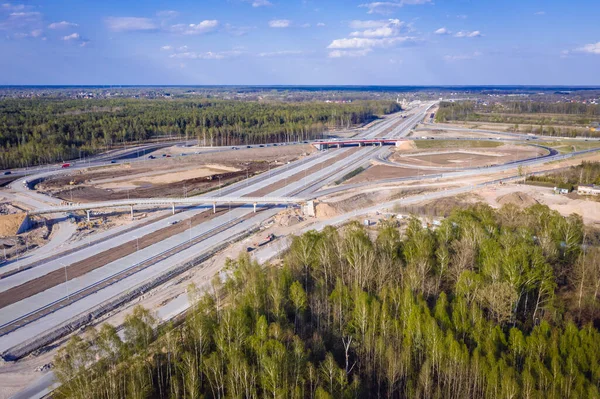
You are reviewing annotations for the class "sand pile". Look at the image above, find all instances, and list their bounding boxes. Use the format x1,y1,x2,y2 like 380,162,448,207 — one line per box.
394,140,417,151
497,192,539,208
316,203,339,218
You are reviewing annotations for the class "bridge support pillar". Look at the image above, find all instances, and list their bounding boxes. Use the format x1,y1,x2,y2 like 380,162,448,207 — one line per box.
379,141,383,146
213,202,217,214
358,142,363,147
337,144,341,149
253,203,257,213
130,205,134,220
86,210,91,222
172,203,175,215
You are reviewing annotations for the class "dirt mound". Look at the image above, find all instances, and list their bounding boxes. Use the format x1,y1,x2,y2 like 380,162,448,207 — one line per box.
274,212,304,227
497,191,539,207
316,203,339,218
0,213,28,237
394,140,416,151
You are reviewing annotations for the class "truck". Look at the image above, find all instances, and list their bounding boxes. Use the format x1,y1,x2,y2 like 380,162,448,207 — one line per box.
61,163,71,168
255,233,276,247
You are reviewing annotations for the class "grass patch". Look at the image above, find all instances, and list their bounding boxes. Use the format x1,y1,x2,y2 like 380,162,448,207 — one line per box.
415,140,503,150
335,166,365,185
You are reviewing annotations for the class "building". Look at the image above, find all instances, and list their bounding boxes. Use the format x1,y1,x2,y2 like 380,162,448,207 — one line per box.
553,187,570,195
578,184,600,196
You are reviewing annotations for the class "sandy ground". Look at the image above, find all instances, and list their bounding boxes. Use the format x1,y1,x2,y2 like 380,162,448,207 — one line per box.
96,165,240,190
346,165,420,184
39,145,316,202
390,144,546,168
475,184,600,226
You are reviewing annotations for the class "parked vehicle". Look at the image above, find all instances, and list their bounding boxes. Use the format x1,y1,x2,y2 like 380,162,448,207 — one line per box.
2,171,11,175
61,163,71,168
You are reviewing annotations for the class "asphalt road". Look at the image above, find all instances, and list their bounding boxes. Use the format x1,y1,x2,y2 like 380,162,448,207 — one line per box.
8,101,598,398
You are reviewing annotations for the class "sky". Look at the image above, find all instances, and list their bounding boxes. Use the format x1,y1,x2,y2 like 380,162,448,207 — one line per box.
0,0,599,85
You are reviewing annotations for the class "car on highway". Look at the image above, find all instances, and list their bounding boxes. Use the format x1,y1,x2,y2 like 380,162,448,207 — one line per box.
169,220,179,225
110,160,117,163
166,154,172,158
2,171,11,175
148,155,156,159
259,144,265,147
246,145,252,148
61,163,71,168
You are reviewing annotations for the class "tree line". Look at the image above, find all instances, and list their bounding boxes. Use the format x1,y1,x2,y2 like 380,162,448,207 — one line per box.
54,204,600,398
435,101,600,137
0,98,400,169
526,161,600,189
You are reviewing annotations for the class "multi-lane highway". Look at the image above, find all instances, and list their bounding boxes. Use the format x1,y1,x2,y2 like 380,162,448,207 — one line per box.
5,101,600,398
0,104,434,361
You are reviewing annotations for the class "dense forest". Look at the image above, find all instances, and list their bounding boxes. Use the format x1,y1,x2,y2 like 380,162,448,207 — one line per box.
526,161,600,189
0,99,400,169
54,204,600,398
435,101,600,137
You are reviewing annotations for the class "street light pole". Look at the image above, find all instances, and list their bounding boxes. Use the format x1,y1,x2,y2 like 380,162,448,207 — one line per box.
62,263,69,301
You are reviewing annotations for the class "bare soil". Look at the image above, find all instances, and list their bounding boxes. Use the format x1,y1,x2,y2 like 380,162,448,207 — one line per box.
345,165,419,184
39,145,316,203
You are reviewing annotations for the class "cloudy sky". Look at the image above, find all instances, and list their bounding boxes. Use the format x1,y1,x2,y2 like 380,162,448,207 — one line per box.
0,0,599,85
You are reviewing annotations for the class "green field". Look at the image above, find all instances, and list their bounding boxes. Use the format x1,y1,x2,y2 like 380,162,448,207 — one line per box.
415,139,504,150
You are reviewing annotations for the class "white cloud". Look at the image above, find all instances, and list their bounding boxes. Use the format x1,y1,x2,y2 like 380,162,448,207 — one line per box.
577,42,600,55
1,3,26,12
269,19,291,28
534,11,545,15
157,10,179,18
251,0,272,7
328,36,414,49
225,23,254,36
456,14,468,19
12,29,42,39
329,49,372,58
454,30,482,38
178,45,188,51
169,50,242,60
105,17,157,32
48,21,78,29
359,0,431,15
349,20,388,29
444,51,482,61
350,19,403,38
434,27,451,35
161,45,172,51
171,20,219,35
359,2,402,15
317,22,326,27
259,50,303,57
301,23,311,28
62,32,80,41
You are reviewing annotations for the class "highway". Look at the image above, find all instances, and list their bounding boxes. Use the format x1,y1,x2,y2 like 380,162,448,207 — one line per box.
5,100,600,398
0,113,410,357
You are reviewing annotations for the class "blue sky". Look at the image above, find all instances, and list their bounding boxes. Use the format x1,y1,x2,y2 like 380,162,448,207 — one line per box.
0,0,599,85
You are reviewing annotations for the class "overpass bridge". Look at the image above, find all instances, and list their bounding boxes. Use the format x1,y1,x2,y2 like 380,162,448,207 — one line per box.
30,196,309,221
312,138,407,150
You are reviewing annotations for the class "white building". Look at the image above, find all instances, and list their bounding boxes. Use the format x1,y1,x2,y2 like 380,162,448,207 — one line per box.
577,184,600,196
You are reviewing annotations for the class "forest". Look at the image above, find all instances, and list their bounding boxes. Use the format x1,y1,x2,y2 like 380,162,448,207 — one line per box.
435,101,600,137
54,204,600,398
0,98,400,169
